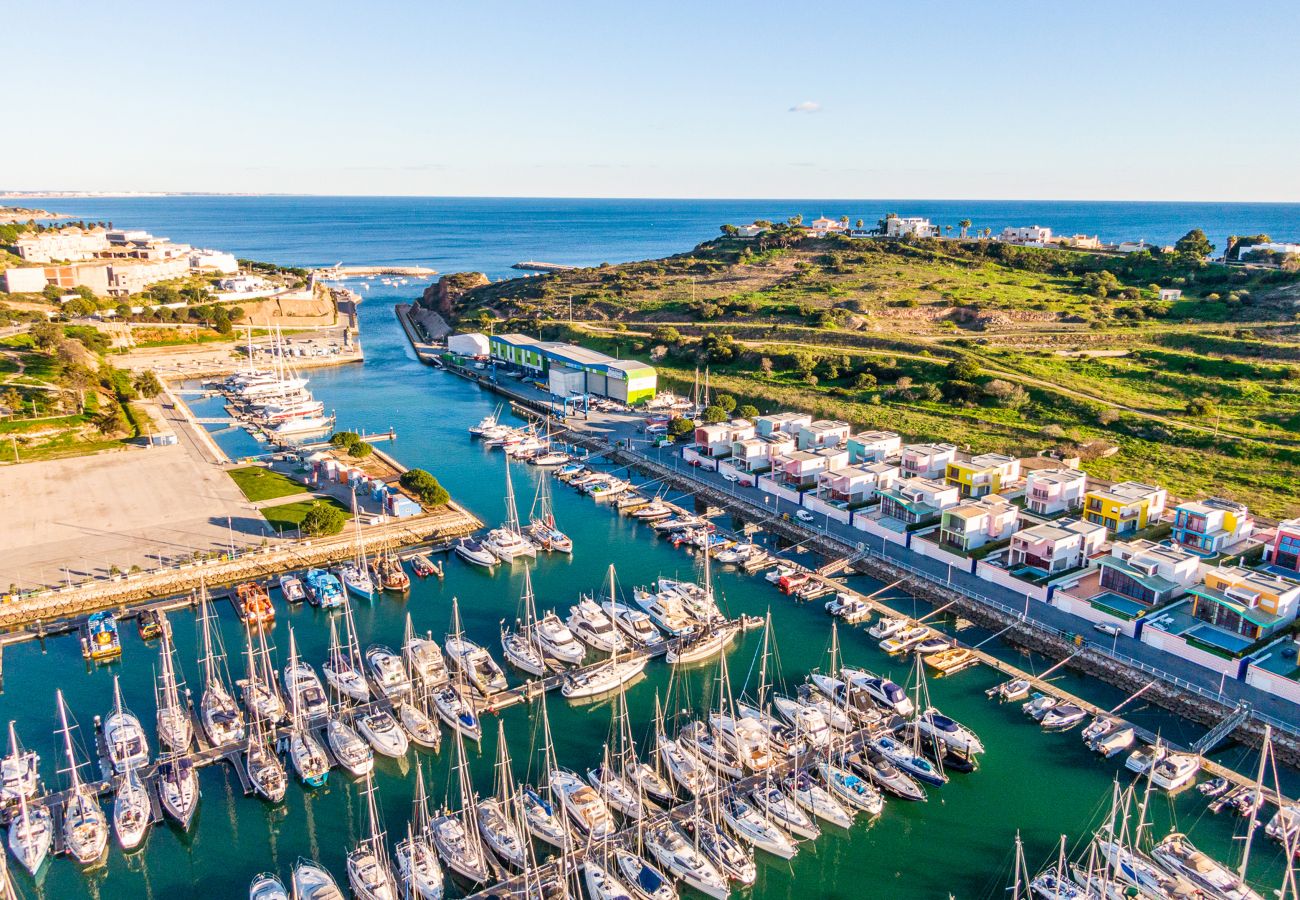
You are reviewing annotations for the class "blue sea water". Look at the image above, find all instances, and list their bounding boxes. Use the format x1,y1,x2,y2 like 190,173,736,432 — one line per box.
29,195,1300,276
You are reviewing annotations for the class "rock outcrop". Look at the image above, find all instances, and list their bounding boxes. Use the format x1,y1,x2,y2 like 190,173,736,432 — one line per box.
419,272,489,318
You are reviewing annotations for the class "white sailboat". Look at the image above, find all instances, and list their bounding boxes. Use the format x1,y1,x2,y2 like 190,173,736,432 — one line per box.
477,721,528,870
156,754,200,829
527,470,573,552
718,792,798,859
284,628,331,722
1,721,40,806
520,697,571,851
198,583,246,747
347,772,399,900
155,615,193,753
242,625,288,725
323,599,371,702
245,718,288,802
112,757,150,850
285,629,330,788
431,728,495,885
482,462,538,562
643,821,729,900
394,766,444,900
7,789,52,875
655,695,717,798
56,690,108,866
501,566,548,676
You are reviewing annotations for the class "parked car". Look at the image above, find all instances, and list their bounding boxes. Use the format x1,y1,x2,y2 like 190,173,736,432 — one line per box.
721,472,739,483
795,509,815,522
1093,622,1121,637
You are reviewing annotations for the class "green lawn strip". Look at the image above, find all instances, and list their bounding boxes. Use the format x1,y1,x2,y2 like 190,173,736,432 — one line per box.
228,465,310,502
261,497,350,534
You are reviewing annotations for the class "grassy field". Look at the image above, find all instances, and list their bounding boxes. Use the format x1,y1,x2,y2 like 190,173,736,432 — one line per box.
228,466,309,502
448,233,1300,519
261,497,350,534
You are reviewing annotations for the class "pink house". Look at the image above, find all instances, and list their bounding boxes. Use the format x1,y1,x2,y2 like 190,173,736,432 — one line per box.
901,442,958,480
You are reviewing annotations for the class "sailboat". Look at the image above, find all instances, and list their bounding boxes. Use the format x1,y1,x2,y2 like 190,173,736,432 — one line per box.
113,755,151,850
655,694,717,798
477,721,528,869
103,677,150,776
584,855,636,900
155,615,194,753
678,803,756,887
1,721,40,806
242,624,288,725
707,650,775,775
326,697,375,778
482,461,538,562
394,766,445,900
339,487,376,600
502,566,548,676
718,792,798,859
246,717,288,802
643,821,729,900
520,697,570,851
156,753,200,829
371,542,411,593
611,684,674,806
284,629,331,722
526,471,573,552
431,728,495,885
403,613,450,688
7,788,52,875
55,690,108,865
198,582,247,747
285,629,331,788
348,772,400,900
445,597,508,695
323,599,371,702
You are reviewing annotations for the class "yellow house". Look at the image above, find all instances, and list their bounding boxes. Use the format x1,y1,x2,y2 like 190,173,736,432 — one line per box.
1083,481,1167,535
945,453,1021,498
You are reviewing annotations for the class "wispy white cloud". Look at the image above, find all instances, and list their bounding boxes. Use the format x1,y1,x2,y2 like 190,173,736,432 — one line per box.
788,100,821,113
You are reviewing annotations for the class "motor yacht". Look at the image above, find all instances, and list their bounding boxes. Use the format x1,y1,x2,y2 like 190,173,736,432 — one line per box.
719,793,798,859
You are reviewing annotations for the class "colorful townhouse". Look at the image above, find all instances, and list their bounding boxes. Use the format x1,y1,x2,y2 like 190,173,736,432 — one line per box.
846,430,901,464
796,419,851,451
944,452,1022,499
816,462,899,508
938,495,1020,552
877,477,960,527
1006,518,1108,574
755,412,812,439
1266,519,1300,573
1169,497,1253,555
1023,468,1087,517
1096,539,1201,608
1187,566,1300,644
692,420,755,457
1083,481,1167,535
900,443,958,480
773,447,849,490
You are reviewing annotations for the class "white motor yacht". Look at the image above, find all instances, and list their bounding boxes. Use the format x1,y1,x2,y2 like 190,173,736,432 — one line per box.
567,597,626,653
719,792,798,859
644,823,729,900
535,611,586,664
365,645,413,702
603,600,666,651
356,708,410,758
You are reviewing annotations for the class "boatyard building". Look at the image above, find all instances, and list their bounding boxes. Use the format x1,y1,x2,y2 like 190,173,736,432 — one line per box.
488,334,657,404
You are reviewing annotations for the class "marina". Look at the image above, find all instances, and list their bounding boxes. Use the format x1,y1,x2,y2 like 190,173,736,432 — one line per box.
1,286,1296,899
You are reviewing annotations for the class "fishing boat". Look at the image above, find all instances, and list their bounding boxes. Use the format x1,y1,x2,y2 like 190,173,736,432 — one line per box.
501,567,548,676
719,792,798,859
824,593,871,623
251,873,291,900
446,598,509,695
303,568,345,608
848,749,926,801
666,621,739,665
567,596,627,653
285,631,330,788
1041,703,1088,732
552,770,617,838
348,773,400,900
870,734,947,786
236,581,276,626
395,771,445,900
198,586,247,747
246,721,288,802
293,861,346,900
322,600,371,702
242,626,288,725
104,675,150,774
137,608,164,640
431,686,482,742
478,722,528,869
371,544,411,593
484,463,538,562
643,823,729,900
527,474,573,552
113,761,150,850
613,848,677,900
326,709,374,777
750,780,819,840
83,610,122,662
1149,752,1201,792
603,599,666,652
1,722,40,807
366,644,413,701
55,690,109,865
356,707,410,758
279,573,307,603
410,553,443,578
455,537,498,569
535,609,586,665
7,790,52,875
156,755,199,829
1150,833,1263,900
403,615,450,688
432,730,495,886
817,761,884,816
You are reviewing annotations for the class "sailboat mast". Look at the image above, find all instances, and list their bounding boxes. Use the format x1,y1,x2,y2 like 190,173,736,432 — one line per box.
1239,723,1271,881
57,690,81,791
503,460,521,534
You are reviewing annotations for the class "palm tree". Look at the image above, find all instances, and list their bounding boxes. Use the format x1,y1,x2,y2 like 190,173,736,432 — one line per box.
945,225,953,237
959,219,972,239
855,218,864,230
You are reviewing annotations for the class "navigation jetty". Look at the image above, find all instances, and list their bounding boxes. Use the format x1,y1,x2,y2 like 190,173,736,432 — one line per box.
512,261,577,272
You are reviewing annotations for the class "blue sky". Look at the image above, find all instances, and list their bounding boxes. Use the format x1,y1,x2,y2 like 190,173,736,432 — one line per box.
9,1,1298,200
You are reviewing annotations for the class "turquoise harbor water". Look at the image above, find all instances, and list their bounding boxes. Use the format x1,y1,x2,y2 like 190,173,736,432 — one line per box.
3,289,1295,899
4,198,1299,898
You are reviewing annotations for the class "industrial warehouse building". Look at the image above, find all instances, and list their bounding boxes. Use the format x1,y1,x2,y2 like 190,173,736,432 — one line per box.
487,333,657,404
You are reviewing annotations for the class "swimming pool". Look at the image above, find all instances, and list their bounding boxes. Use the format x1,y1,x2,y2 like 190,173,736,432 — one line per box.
1087,591,1149,620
